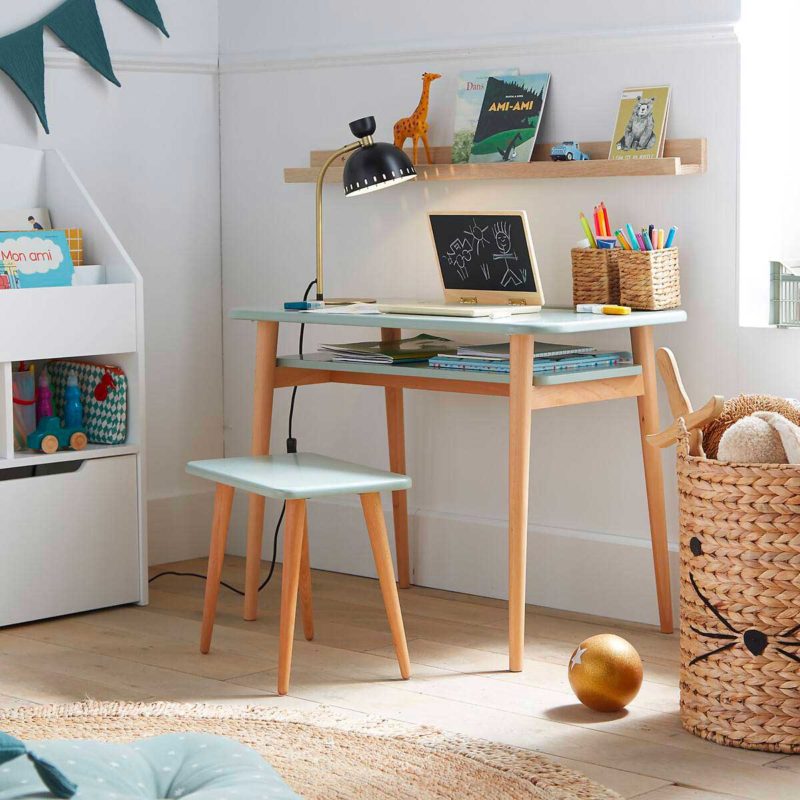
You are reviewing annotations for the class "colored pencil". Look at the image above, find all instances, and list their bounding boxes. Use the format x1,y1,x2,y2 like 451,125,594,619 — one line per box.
580,213,597,248
614,229,631,250
600,203,611,237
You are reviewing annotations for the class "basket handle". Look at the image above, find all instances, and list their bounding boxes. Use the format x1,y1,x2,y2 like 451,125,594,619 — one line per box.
647,395,724,450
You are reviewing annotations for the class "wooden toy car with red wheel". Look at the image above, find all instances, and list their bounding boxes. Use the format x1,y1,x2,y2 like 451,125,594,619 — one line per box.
26,416,88,454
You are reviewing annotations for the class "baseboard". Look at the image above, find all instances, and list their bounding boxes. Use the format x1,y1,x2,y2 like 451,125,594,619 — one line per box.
147,490,216,565
223,497,679,627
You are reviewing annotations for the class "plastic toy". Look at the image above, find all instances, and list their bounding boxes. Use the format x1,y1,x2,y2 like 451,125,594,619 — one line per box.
36,367,53,422
550,141,590,161
393,72,441,165
27,416,87,454
64,370,83,428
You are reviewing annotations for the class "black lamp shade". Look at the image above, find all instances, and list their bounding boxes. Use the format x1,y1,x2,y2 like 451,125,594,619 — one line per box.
343,142,417,196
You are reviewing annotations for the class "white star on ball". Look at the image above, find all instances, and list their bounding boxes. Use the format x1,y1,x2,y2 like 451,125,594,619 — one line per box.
570,646,588,671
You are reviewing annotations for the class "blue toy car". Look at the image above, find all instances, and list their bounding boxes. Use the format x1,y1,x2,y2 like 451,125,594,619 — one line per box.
26,416,88,454
550,141,590,162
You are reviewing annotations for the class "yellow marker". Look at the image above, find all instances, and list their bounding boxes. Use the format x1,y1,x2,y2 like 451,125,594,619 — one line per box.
602,304,631,315
657,228,665,249
576,304,632,315
579,213,597,248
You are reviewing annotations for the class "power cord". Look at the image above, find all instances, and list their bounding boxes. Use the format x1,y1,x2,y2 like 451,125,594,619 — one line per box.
149,279,317,595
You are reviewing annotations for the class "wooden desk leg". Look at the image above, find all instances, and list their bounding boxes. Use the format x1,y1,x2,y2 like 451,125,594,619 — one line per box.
244,320,279,621
630,326,674,634
381,327,410,589
508,334,534,672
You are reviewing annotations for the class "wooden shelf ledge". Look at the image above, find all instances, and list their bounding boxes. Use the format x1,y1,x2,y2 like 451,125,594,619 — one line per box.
284,138,706,184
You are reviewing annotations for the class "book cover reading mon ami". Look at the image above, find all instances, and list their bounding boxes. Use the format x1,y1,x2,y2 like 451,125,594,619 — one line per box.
468,73,550,164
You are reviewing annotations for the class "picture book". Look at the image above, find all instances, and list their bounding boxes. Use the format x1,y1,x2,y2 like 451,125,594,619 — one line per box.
451,68,519,164
0,208,51,231
0,230,74,289
609,85,671,160
469,73,550,164
320,334,456,364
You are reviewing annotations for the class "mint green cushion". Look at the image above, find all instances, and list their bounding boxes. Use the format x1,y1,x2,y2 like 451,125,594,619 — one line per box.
0,733,300,799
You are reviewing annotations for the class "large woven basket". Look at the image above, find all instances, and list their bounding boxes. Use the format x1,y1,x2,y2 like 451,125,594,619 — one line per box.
677,429,800,752
571,248,620,305
618,248,680,310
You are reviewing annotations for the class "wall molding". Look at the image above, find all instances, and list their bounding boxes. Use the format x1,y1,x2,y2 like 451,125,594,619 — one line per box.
44,48,218,75
219,22,737,75
223,496,679,627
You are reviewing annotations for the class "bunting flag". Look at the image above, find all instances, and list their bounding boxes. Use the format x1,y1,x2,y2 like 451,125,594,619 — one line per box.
0,0,168,134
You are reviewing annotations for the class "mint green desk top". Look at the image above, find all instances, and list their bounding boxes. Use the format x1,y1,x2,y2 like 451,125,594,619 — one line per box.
231,305,687,335
186,452,411,499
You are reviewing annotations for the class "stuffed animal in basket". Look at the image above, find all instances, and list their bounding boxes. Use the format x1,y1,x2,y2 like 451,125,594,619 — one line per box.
717,411,800,464
701,394,800,459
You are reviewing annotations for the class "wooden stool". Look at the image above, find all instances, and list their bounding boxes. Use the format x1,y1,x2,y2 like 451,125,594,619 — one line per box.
186,452,412,695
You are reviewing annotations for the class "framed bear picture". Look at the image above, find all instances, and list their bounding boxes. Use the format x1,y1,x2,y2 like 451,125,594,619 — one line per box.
609,85,671,160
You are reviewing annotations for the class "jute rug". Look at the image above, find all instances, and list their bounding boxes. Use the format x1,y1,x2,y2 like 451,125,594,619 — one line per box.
0,702,621,800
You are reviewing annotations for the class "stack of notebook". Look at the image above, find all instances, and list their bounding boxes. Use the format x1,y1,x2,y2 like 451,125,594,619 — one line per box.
429,342,631,374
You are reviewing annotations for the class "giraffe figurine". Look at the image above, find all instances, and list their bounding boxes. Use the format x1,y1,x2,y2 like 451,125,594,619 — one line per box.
393,72,441,165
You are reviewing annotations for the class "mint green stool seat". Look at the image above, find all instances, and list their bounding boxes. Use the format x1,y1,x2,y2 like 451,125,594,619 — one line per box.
186,452,411,500
186,452,412,696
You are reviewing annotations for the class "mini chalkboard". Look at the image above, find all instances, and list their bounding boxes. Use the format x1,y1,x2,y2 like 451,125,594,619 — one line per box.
427,211,544,307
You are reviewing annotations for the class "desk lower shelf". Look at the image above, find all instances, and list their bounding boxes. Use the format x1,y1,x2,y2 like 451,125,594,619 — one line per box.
275,354,644,410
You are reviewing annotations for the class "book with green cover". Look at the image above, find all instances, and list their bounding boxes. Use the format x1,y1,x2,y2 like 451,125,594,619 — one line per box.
452,68,519,164
320,334,456,364
469,73,551,164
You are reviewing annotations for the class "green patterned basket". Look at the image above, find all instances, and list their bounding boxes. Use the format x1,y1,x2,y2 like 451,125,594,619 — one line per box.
49,359,128,445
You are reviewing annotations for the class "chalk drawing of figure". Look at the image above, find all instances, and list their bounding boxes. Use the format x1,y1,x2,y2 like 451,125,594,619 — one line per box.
492,221,523,288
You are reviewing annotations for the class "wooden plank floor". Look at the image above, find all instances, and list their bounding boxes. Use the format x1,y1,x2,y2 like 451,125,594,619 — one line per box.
1,556,797,800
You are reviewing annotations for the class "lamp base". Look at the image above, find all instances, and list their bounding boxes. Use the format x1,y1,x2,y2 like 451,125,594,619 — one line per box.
322,297,377,305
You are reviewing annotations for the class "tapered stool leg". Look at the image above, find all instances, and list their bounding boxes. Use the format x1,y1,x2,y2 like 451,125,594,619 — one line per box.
360,492,411,679
200,483,235,654
299,505,314,641
277,499,306,695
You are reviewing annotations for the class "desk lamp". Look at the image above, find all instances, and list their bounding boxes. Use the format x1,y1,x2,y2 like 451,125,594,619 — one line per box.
312,116,417,304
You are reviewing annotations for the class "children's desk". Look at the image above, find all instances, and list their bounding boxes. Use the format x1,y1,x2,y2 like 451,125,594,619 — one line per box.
231,306,686,671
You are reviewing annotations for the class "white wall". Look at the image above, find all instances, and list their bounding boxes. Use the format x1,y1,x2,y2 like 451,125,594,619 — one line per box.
0,0,223,562
218,0,799,625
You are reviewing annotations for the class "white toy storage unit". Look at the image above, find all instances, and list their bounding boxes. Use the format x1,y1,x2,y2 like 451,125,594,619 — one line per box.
0,143,146,626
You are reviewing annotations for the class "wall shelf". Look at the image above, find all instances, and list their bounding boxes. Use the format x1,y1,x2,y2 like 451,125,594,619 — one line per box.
284,138,707,184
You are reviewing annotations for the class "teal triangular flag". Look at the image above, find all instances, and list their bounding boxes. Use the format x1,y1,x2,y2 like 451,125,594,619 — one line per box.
117,0,169,37
0,23,48,133
46,0,121,87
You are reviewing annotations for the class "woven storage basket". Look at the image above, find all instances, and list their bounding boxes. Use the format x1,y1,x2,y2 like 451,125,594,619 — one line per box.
618,247,680,310
571,248,620,305
677,427,800,752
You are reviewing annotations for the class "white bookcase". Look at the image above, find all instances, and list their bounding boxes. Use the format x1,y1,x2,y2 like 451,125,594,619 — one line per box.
0,143,146,626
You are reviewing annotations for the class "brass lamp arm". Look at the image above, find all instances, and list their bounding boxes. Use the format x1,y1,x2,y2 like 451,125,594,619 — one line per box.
315,141,361,300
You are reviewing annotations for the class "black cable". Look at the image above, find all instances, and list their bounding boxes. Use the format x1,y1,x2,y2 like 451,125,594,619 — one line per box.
150,278,317,595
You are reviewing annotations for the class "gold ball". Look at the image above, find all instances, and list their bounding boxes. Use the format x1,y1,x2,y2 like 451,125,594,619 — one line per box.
568,633,643,712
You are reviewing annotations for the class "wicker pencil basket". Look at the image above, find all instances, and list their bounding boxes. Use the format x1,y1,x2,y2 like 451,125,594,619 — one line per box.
677,429,800,752
618,248,680,310
571,248,620,305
